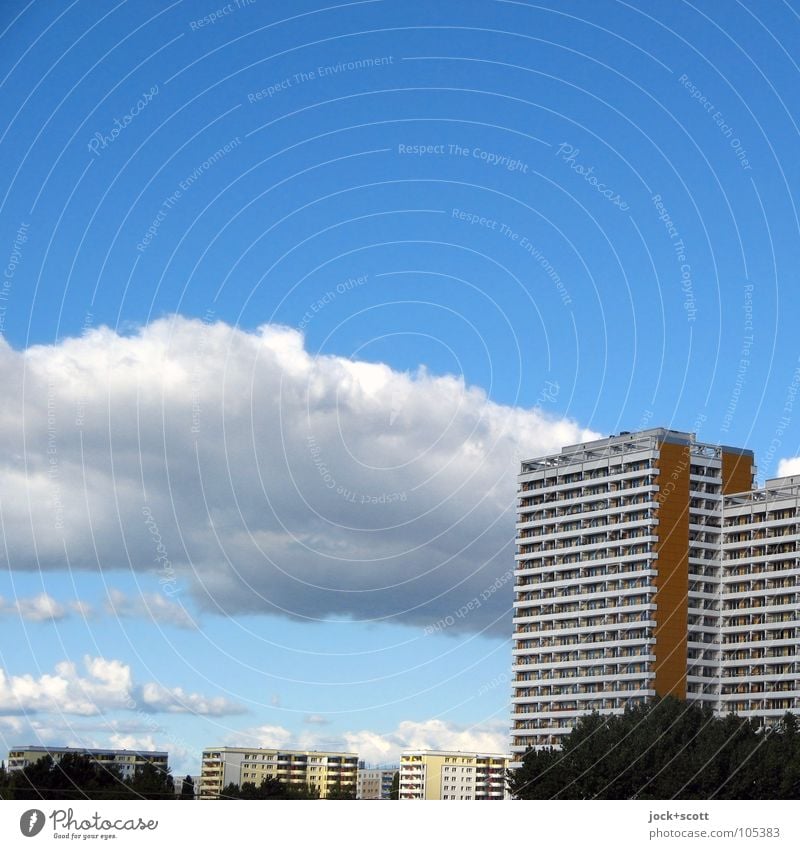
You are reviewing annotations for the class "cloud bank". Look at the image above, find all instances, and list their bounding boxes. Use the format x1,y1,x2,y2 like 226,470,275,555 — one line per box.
0,316,594,634
226,717,509,765
0,656,244,717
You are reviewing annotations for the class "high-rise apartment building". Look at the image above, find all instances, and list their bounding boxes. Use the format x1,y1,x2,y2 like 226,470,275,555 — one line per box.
7,746,168,779
512,428,754,754
199,747,358,798
721,475,800,723
398,750,509,800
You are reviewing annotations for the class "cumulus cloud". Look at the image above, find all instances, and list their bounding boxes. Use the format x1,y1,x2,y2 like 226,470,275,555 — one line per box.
0,656,244,717
139,682,244,716
226,723,295,750
227,717,508,765
777,457,800,478
0,317,595,634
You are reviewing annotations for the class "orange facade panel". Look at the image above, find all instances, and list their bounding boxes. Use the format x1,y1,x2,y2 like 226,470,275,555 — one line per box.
653,441,690,699
721,450,754,495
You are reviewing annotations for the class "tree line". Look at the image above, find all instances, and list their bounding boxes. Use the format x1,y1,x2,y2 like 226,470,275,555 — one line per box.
220,778,356,799
0,754,195,800
508,696,800,799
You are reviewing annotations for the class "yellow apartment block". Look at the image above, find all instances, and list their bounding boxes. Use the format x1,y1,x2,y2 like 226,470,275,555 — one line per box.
399,750,509,800
199,747,358,798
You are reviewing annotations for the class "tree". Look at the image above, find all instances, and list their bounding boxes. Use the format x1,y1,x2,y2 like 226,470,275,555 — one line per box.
7,754,131,800
389,770,399,800
0,760,9,800
508,696,800,800
325,782,356,799
220,778,320,799
180,775,195,799
125,761,175,800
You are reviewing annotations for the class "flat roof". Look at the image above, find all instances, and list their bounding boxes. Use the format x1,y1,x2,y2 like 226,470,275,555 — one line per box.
10,746,168,756
202,747,358,756
521,427,753,471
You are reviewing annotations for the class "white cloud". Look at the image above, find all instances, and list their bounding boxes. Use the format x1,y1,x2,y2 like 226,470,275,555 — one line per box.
105,588,196,629
227,717,508,765
227,723,295,750
0,590,192,627
0,593,68,622
107,732,159,752
139,682,244,716
303,714,330,725
777,457,800,478
0,656,244,717
0,317,596,634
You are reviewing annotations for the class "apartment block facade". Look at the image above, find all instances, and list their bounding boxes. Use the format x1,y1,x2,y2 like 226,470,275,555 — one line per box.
7,746,168,779
356,766,398,799
398,750,509,800
721,476,800,722
199,747,358,798
512,428,755,754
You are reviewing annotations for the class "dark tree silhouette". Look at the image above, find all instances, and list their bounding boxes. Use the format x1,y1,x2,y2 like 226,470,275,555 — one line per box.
220,778,321,799
508,696,800,800
7,754,131,800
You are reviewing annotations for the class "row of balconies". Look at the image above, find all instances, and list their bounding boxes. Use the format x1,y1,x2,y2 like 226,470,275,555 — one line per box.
515,581,652,602
723,562,800,577
517,499,657,526
514,595,653,615
517,489,657,519
513,692,655,717
515,564,656,585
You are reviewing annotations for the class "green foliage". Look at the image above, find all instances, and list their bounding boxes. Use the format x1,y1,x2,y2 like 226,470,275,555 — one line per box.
508,697,800,800
0,760,9,800
180,774,195,799
7,754,131,800
220,778,321,799
4,754,175,800
125,760,175,799
389,770,399,800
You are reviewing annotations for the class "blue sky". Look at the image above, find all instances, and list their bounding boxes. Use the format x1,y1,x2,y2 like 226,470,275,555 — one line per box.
1,0,799,774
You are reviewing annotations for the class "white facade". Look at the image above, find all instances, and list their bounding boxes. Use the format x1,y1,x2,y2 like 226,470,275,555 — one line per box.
721,476,800,723
512,428,754,754
399,750,508,800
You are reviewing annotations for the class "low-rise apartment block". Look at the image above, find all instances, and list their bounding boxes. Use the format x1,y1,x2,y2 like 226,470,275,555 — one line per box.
399,750,509,800
199,747,358,798
356,766,398,799
7,746,168,779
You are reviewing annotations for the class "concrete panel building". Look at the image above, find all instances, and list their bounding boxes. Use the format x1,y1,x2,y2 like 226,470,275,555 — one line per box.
199,747,358,798
721,475,800,723
399,750,508,800
356,766,397,799
512,428,754,754
7,746,169,780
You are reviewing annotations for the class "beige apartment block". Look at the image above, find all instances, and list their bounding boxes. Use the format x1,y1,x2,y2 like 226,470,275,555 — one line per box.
399,750,509,800
356,766,398,799
7,746,168,780
199,747,358,798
